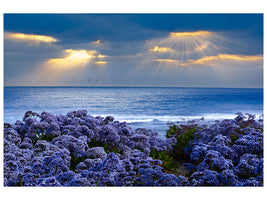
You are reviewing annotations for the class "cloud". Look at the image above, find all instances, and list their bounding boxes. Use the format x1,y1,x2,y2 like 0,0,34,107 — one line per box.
48,49,95,66
47,49,107,67
152,59,178,63
180,54,263,66
149,46,174,53
91,40,102,45
170,31,213,37
94,61,107,65
4,32,58,44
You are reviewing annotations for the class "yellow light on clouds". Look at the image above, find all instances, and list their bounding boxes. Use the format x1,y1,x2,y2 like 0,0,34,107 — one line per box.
149,46,174,53
94,61,107,65
181,54,263,66
170,31,212,37
92,40,101,45
48,49,95,66
5,32,58,44
46,49,108,68
97,54,107,58
49,49,96,63
152,59,177,63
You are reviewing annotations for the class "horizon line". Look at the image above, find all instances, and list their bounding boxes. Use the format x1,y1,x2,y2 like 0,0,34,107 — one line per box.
3,85,263,89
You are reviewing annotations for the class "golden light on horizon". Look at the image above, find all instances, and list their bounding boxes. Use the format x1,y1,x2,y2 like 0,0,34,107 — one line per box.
4,32,58,44
170,31,212,37
149,46,174,53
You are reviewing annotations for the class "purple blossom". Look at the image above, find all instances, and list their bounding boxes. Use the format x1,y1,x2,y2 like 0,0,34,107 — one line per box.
190,170,220,186
86,147,107,160
3,111,263,186
219,169,238,186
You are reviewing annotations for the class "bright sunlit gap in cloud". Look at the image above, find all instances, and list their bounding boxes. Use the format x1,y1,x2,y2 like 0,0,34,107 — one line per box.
4,32,58,44
48,49,96,67
28,49,107,85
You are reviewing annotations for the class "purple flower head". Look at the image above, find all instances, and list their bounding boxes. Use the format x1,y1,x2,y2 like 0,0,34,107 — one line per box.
24,117,38,127
190,143,208,162
4,127,21,145
85,116,101,129
56,171,77,186
23,111,40,122
40,112,57,122
119,126,134,137
203,150,221,164
99,153,125,173
234,153,261,178
190,170,219,186
104,116,115,123
22,173,38,186
137,167,163,186
209,134,231,146
76,109,88,118
87,147,107,160
155,174,181,186
52,135,88,158
83,158,103,168
219,169,238,186
19,137,33,150
121,159,134,172
38,176,62,186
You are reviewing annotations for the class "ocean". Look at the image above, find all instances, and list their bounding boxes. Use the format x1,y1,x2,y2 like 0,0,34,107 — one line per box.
4,87,263,137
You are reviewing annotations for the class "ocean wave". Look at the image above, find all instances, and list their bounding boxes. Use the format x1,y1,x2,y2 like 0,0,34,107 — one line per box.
92,112,263,124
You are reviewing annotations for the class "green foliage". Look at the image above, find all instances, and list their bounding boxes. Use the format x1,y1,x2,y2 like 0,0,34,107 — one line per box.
150,125,197,175
230,134,240,145
39,134,58,142
172,128,196,160
70,156,86,171
150,149,180,172
166,124,180,138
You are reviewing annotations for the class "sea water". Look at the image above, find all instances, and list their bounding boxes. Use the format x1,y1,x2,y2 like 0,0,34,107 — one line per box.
4,87,263,137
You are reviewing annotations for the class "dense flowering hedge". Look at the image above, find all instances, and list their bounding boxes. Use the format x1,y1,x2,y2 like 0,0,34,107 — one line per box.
4,110,263,186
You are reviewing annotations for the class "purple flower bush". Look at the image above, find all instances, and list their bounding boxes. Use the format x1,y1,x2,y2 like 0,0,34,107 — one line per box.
4,111,263,186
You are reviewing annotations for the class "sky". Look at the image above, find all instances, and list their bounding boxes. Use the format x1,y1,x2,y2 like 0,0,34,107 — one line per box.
4,14,263,88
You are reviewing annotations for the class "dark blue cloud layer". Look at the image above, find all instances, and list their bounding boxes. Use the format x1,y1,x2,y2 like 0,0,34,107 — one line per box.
4,14,263,44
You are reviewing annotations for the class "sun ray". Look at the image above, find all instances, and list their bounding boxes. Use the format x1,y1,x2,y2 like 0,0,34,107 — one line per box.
139,30,262,81
28,49,108,85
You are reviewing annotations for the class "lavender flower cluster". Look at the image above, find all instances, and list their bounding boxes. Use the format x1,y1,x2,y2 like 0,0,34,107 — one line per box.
183,113,263,186
4,111,263,186
4,110,176,186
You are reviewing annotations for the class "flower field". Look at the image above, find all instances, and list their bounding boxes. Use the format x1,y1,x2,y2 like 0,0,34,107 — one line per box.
4,110,263,186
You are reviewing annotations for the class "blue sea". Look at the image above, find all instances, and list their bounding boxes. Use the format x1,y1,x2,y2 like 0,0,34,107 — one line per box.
4,87,263,137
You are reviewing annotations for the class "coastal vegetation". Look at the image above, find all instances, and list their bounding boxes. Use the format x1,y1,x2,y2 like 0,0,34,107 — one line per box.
4,110,263,186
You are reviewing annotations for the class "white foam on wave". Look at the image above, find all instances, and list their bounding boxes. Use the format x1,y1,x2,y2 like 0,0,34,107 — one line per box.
92,112,263,124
